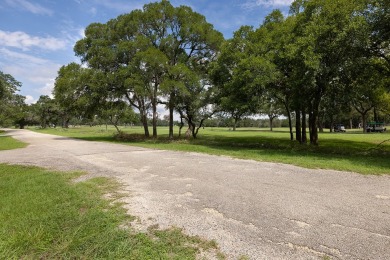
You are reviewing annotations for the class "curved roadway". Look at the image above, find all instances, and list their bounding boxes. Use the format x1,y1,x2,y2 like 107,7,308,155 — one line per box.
1,129,389,259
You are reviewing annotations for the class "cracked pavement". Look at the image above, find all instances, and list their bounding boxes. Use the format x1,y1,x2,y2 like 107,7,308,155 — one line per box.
1,129,390,259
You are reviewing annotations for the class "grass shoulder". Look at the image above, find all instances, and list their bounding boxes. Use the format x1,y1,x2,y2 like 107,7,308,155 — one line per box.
0,164,224,259
31,126,390,175
0,134,27,150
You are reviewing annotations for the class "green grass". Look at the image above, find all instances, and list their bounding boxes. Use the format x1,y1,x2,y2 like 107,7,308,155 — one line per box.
0,135,27,150
31,126,390,175
0,164,222,259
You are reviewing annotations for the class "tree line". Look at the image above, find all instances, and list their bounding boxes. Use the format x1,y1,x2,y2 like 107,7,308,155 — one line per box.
1,0,389,145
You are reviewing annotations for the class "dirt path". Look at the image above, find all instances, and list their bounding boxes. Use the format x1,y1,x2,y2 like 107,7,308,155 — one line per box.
1,129,390,259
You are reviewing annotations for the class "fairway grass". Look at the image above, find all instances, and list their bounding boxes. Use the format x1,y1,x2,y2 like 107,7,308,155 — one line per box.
32,126,390,175
0,164,222,259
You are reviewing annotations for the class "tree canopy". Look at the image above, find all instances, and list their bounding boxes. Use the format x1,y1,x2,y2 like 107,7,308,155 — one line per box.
73,0,223,138
6,0,388,145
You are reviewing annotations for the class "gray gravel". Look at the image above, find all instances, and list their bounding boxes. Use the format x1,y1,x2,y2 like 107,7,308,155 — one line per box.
1,129,390,259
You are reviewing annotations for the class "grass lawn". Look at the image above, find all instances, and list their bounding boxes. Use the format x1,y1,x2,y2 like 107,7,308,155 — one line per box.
0,133,27,150
31,126,390,175
0,164,222,259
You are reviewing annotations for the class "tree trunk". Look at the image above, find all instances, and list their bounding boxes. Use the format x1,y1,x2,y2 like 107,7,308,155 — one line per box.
233,117,238,131
113,123,121,133
141,112,149,137
308,87,323,146
362,113,367,133
152,82,158,138
64,118,70,129
194,119,206,138
302,109,307,144
269,116,273,131
330,115,334,133
127,94,150,138
373,107,378,122
168,92,175,139
309,111,319,145
178,117,184,138
295,109,302,143
284,102,293,141
152,100,158,138
142,119,149,137
318,115,324,133
188,117,196,139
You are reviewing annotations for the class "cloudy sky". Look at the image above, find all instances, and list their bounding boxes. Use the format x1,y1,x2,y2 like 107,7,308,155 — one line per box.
0,0,293,104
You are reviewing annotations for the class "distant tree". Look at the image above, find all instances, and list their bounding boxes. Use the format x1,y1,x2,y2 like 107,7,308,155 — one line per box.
260,96,283,131
211,26,276,131
54,63,101,128
175,77,218,138
35,95,59,128
211,26,256,131
0,71,20,101
9,94,29,129
350,61,389,132
0,71,26,127
98,99,136,133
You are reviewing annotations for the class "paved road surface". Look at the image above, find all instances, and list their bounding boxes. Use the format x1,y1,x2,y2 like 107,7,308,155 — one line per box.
1,129,389,259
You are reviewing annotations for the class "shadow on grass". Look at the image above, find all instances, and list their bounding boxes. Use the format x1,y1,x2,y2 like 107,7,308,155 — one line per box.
120,134,390,174
54,136,116,142
186,138,390,175
32,127,390,175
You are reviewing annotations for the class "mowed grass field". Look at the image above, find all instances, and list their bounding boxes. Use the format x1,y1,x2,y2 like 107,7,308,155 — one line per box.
32,126,390,175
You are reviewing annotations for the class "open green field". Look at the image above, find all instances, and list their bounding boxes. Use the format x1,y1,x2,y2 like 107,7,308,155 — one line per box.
0,164,221,259
31,126,390,175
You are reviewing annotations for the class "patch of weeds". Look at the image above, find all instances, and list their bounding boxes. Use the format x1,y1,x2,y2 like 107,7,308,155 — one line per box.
217,252,227,259
145,225,222,259
114,132,147,142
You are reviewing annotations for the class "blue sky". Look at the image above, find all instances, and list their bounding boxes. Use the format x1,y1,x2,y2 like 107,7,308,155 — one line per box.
0,0,292,104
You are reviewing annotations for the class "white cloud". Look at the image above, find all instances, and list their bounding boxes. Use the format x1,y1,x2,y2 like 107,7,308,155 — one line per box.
0,47,47,64
242,0,293,9
0,30,67,51
38,80,55,98
5,0,53,15
25,95,36,104
78,28,85,39
0,48,61,98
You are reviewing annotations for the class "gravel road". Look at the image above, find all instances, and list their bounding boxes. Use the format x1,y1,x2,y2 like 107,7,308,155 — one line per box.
1,129,389,259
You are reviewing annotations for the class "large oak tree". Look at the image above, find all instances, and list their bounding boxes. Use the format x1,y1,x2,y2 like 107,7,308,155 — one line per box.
74,0,223,138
